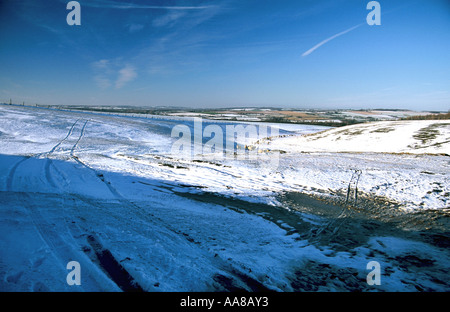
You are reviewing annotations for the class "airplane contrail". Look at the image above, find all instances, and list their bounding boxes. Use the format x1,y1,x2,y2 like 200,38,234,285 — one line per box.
302,23,363,57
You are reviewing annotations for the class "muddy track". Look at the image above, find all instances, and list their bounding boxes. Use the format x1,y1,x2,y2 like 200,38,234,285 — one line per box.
168,186,450,250
86,234,144,292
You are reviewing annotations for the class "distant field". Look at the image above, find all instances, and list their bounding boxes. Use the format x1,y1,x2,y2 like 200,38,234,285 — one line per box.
7,102,445,127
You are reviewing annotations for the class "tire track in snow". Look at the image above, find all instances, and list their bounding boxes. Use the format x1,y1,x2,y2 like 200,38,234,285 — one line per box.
6,119,83,192
17,192,119,291
6,156,30,191
63,120,150,290
28,116,274,291
42,119,88,190
70,152,267,291
4,119,119,290
67,119,149,204
44,159,57,188
47,119,81,154
70,120,89,157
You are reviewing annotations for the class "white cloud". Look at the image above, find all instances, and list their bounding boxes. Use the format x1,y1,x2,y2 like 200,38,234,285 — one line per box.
92,59,113,89
92,59,111,69
83,0,214,10
115,65,137,89
302,24,362,57
94,76,112,89
127,23,144,33
153,11,186,28
92,60,137,89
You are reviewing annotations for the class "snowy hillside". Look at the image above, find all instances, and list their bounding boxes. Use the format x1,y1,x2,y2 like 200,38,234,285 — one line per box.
262,120,450,155
0,104,449,292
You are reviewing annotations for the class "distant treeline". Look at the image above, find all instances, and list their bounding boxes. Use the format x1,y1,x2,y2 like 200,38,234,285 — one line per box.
66,106,175,115
402,112,450,120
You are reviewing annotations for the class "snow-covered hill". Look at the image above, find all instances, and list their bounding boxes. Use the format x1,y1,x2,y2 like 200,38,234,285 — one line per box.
0,104,449,292
263,120,450,155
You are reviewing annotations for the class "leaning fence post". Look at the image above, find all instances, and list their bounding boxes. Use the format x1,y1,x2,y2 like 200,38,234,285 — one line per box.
354,170,362,206
346,169,362,206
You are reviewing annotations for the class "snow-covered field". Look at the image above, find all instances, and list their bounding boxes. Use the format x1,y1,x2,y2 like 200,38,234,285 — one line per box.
254,119,450,211
0,104,449,292
264,119,450,155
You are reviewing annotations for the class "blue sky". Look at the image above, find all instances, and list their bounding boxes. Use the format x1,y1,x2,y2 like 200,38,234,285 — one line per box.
0,0,449,110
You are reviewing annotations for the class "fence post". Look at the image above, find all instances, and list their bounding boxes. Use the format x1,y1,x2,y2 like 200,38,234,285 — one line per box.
346,169,362,206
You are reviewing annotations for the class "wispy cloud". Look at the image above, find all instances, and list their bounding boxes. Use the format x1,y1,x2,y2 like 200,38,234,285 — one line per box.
152,11,186,28
82,0,215,10
92,59,113,89
92,59,111,70
126,23,145,33
302,24,363,57
116,65,137,89
87,2,227,87
130,2,227,75
94,76,112,89
92,60,137,89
